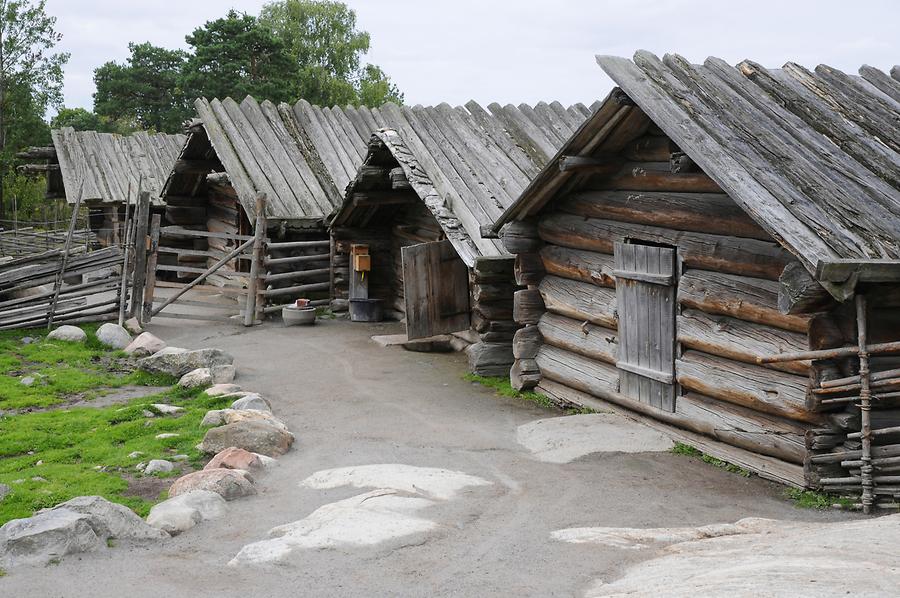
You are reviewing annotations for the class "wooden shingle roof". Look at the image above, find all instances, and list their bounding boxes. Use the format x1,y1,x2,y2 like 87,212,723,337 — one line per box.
330,101,594,265
495,52,900,297
52,128,185,206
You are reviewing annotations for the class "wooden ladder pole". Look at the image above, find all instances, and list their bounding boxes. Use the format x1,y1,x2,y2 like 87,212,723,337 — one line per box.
856,294,874,514
140,214,161,325
244,194,267,327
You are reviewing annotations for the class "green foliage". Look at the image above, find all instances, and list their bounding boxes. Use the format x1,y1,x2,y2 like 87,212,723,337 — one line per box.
0,324,176,410
785,488,855,510
259,0,402,106
670,442,751,477
50,106,138,135
181,10,301,106
93,42,190,133
464,374,557,410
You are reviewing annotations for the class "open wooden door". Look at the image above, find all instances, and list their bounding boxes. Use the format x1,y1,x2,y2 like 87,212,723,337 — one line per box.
613,241,677,412
402,240,470,340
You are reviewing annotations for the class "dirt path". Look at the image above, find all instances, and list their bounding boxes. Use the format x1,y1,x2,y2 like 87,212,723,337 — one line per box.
3,318,853,597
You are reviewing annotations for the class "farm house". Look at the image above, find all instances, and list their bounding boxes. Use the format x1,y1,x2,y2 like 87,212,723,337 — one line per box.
19,127,186,247
492,51,900,501
329,101,591,375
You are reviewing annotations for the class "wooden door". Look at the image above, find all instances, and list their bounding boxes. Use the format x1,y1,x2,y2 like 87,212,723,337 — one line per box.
613,241,677,412
402,240,470,340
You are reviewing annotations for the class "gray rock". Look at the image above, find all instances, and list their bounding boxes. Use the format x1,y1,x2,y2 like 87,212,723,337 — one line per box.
21,336,34,345
127,451,144,459
124,332,166,357
146,490,226,536
178,368,213,388
20,376,35,387
0,508,104,567
138,347,234,378
230,393,271,413
0,483,9,501
172,454,189,462
123,317,143,335
144,459,175,475
205,383,242,397
96,323,132,350
47,325,87,343
150,403,184,415
169,469,256,501
199,420,294,457
46,496,165,541
211,364,236,384
155,433,179,440
200,409,225,427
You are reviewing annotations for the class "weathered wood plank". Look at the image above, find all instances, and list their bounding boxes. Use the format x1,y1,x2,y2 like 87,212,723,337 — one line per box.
539,275,617,329
540,245,615,287
539,312,617,364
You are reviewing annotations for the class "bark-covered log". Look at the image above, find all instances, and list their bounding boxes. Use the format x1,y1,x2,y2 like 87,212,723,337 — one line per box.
538,312,617,364
514,252,545,286
557,190,769,240
472,282,516,303
676,350,822,424
466,341,514,377
539,275,617,329
678,269,810,333
513,324,542,359
539,213,788,280
499,220,542,254
510,358,541,391
471,313,519,334
536,345,619,399
778,261,834,315
540,245,615,287
599,165,723,193
677,309,810,375
473,302,513,322
513,288,544,325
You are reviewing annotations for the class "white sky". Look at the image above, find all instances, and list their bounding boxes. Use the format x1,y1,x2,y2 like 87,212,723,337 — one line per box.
46,0,899,111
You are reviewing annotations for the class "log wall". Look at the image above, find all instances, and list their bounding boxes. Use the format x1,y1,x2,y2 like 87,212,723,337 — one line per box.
502,129,851,488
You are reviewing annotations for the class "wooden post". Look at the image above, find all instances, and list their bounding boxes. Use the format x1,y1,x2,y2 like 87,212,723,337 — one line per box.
129,191,151,318
244,194,267,327
47,180,84,330
857,294,874,514
116,215,133,326
141,214,161,325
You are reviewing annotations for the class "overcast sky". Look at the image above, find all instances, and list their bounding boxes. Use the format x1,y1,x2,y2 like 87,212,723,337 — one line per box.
45,0,899,111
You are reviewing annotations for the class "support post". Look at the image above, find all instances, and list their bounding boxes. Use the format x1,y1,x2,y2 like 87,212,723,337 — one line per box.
129,191,150,318
856,294,874,514
244,194,267,327
47,181,84,330
141,214,161,325
116,215,133,326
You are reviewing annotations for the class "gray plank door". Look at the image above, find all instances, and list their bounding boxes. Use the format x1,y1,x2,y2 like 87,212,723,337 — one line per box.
613,241,677,412
402,240,470,340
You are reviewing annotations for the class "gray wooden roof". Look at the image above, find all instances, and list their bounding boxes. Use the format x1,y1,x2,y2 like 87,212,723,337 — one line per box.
51,127,185,206
329,101,594,265
495,52,900,296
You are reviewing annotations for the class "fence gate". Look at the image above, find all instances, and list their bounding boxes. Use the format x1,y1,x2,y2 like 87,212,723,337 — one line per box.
401,240,470,340
613,241,677,412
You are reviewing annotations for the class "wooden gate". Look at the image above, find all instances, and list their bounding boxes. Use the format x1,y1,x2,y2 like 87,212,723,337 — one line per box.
613,241,677,412
401,240,470,340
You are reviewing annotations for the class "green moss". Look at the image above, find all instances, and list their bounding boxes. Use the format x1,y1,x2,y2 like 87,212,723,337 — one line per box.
785,488,856,510
670,442,703,456
463,373,599,414
670,442,751,477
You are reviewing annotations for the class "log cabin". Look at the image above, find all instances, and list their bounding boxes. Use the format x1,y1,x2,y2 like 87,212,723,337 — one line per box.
492,51,900,502
328,101,592,374
159,96,383,312
18,128,185,246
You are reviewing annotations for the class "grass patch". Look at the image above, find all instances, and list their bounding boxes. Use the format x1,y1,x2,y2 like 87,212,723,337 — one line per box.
670,442,751,477
785,488,856,510
0,325,174,410
464,374,596,414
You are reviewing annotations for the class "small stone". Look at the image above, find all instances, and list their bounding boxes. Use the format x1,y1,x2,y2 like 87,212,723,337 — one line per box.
135,462,146,471
123,317,144,335
124,332,166,357
155,433,179,440
47,325,87,343
211,364,236,384
127,451,144,459
168,469,256,501
96,323,132,350
151,403,184,415
171,454,189,462
230,393,271,413
204,447,264,472
35,460,43,466
146,490,226,535
205,383,242,397
21,336,34,345
142,410,156,418
31,476,47,483
144,459,175,475
178,368,213,388
20,376,35,387
199,420,293,457
0,483,10,502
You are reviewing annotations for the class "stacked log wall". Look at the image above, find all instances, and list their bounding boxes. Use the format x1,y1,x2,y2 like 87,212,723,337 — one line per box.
504,130,847,485
468,256,519,377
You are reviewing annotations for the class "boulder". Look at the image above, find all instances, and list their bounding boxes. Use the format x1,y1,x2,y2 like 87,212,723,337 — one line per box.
96,323,132,350
138,347,234,378
47,325,87,343
168,469,256,501
124,332,166,357
201,408,287,432
231,393,271,413
124,317,143,335
146,490,226,536
178,368,213,388
201,409,226,427
211,364,236,384
144,459,175,475
0,508,104,567
255,454,278,469
205,447,264,472
205,384,242,397
45,496,165,540
199,420,293,457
